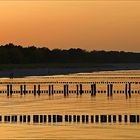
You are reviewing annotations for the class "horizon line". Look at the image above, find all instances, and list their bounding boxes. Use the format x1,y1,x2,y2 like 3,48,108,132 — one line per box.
0,43,139,53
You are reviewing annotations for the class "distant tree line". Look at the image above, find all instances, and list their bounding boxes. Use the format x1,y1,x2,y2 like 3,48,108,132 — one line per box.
0,43,139,64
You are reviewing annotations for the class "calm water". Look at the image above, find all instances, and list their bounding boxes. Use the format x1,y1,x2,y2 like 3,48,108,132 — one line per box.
0,70,140,139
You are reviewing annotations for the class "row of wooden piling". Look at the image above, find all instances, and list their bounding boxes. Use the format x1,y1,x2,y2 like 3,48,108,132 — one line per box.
6,83,134,98
1,114,140,124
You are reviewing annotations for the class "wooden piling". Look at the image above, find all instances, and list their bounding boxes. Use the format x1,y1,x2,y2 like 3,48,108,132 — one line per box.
110,84,113,96
76,85,79,96
24,85,26,95
20,115,22,123
52,85,54,95
124,115,128,123
130,115,136,123
125,84,128,98
53,115,56,123
44,115,47,123
95,115,99,123
23,115,26,123
10,84,12,96
82,115,85,123
108,115,111,123
57,115,62,123
107,84,110,97
128,83,131,98
27,115,30,123
64,85,67,97
80,84,83,95
49,85,51,96
91,84,96,96
86,115,89,123
69,115,72,123
40,115,43,123
0,116,2,122
91,115,94,123
113,115,116,123
73,115,76,123
137,115,139,123
48,115,51,123
100,115,107,123
7,85,10,96
65,115,68,122
20,85,23,95
77,115,80,123
33,115,39,123
34,85,36,96
38,85,40,96
118,115,122,123
66,85,69,96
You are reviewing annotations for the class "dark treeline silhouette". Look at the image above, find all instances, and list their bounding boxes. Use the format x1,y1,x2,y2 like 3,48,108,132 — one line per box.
0,43,140,64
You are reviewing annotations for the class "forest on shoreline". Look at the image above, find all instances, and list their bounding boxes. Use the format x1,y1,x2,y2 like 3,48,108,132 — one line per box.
0,43,140,64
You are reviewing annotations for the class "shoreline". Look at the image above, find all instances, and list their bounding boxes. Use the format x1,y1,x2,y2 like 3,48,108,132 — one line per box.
0,63,140,78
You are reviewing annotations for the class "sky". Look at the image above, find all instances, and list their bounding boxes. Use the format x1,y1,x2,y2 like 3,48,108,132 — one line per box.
0,1,140,52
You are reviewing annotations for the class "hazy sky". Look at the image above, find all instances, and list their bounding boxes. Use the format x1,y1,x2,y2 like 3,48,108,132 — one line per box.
0,1,140,52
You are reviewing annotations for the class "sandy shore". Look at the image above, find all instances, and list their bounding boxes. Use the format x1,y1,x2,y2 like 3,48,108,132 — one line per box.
0,63,140,78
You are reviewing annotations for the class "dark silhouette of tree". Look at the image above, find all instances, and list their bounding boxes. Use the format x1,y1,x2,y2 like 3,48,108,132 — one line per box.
0,43,139,64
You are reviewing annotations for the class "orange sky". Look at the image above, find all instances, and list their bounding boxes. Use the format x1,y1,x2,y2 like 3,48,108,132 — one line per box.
0,1,140,52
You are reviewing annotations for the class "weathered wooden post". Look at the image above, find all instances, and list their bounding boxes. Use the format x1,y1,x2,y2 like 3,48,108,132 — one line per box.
137,115,139,123
130,115,136,123
80,84,83,95
69,115,72,123
77,115,80,123
24,85,26,95
91,83,96,96
7,85,10,97
125,84,128,98
38,85,40,96
107,84,110,97
33,115,39,123
86,115,89,123
49,85,51,96
91,115,94,123
34,85,36,96
40,115,43,123
108,115,111,123
124,115,128,123
110,84,113,96
65,115,68,122
82,115,85,123
48,115,51,123
53,115,56,123
76,85,79,96
10,84,13,96
100,115,107,123
118,115,122,123
52,85,54,96
113,115,116,123
95,115,99,123
27,115,31,123
20,85,23,96
64,85,67,97
66,84,69,96
23,115,26,123
128,83,131,98
73,115,76,123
